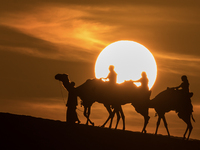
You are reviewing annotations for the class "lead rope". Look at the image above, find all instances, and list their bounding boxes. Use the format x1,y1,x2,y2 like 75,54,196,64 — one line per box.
58,81,66,105
58,81,83,112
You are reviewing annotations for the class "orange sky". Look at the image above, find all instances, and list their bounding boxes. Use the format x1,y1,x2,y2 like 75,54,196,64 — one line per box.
0,0,200,140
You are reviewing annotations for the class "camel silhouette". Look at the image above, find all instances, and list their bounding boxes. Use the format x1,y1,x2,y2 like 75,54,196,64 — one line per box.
149,87,194,140
55,73,150,132
55,74,194,139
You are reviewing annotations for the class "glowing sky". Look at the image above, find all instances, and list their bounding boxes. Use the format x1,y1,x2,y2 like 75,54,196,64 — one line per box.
0,0,200,140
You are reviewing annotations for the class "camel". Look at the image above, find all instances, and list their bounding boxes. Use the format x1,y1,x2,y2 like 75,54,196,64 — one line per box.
149,87,194,140
55,73,150,132
55,74,195,139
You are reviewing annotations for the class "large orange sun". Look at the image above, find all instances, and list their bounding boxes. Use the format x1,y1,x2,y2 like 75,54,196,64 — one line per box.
95,40,157,90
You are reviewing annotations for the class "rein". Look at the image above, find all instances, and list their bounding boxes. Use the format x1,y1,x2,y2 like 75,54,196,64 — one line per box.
58,81,84,112
58,81,66,105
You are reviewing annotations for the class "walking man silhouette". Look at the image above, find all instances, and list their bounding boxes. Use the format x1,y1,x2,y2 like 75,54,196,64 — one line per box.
66,81,80,124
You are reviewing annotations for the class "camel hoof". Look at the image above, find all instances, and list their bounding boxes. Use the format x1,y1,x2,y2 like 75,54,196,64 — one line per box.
142,130,147,134
91,122,94,126
101,125,105,128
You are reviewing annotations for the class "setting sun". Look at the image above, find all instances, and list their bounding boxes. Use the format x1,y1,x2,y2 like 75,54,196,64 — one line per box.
95,40,157,89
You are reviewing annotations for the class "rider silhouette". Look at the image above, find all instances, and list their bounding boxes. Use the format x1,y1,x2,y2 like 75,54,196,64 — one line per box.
174,75,189,93
133,71,150,123
106,65,117,84
173,75,193,112
66,81,80,124
134,72,149,92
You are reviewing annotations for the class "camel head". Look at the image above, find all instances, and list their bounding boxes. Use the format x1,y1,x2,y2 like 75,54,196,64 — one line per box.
55,74,69,83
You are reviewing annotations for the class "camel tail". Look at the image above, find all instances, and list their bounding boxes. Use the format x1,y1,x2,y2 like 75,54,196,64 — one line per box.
191,114,195,122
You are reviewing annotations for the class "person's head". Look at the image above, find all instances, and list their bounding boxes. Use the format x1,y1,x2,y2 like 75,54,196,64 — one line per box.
181,75,188,82
141,72,147,78
109,65,115,71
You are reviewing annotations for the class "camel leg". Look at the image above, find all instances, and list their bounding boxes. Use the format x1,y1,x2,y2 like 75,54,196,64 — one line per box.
83,106,89,125
141,107,150,133
142,116,150,133
183,116,193,140
183,127,189,139
162,115,170,136
109,110,115,129
180,113,193,140
114,111,120,129
84,106,94,126
101,104,114,128
187,124,193,140
118,106,125,130
115,105,125,130
155,116,161,135
86,106,94,126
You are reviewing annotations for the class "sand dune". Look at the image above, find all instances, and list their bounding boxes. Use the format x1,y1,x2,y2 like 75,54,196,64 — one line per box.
0,112,199,150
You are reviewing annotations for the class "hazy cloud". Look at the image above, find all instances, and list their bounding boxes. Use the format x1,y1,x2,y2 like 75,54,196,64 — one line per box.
0,25,57,52
1,0,200,140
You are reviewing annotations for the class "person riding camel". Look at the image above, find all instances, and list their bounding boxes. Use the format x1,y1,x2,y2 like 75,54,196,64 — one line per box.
133,72,151,100
172,75,193,112
133,71,151,122
173,75,193,98
106,65,117,85
174,75,188,91
134,72,149,92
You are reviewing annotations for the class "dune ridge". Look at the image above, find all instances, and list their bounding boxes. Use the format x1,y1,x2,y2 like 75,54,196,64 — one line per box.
0,112,199,150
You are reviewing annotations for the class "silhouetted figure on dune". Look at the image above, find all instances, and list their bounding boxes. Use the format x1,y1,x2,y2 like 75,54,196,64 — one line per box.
171,75,193,112
134,72,149,92
133,71,151,100
55,74,80,125
55,74,94,126
66,81,80,124
149,86,195,140
174,75,189,93
105,65,117,84
133,72,151,132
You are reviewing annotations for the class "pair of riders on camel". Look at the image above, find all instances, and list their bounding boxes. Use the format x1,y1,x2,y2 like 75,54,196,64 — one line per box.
105,65,149,92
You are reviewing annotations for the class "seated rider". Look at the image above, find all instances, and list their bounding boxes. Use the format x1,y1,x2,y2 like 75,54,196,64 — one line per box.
173,75,193,97
172,75,193,112
105,65,117,85
134,72,149,92
133,72,151,99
